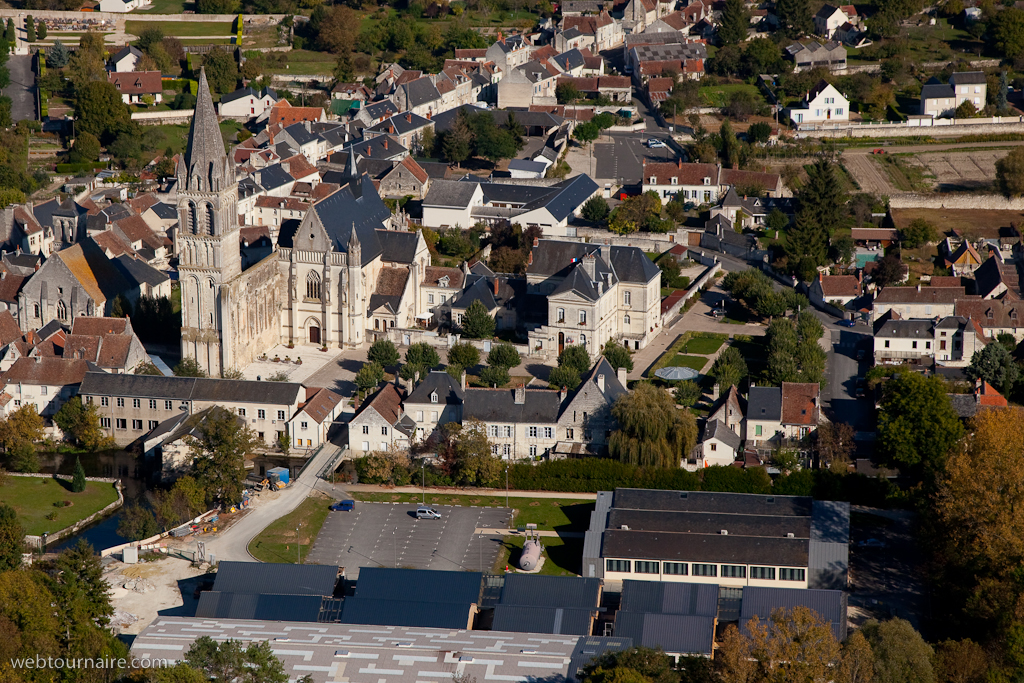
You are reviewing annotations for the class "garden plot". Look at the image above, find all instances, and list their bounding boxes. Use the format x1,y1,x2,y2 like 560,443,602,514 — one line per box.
902,150,1004,193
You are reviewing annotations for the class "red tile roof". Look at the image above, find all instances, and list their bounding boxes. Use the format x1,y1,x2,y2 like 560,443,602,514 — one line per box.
398,156,430,185
644,161,717,186
977,380,1008,407
781,382,819,425
301,387,344,424
268,100,325,126
361,382,404,424
280,154,319,181
818,273,861,298
107,71,163,95
2,357,88,386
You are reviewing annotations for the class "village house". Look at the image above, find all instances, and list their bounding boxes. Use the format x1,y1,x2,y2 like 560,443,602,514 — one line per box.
107,71,163,105
785,80,849,125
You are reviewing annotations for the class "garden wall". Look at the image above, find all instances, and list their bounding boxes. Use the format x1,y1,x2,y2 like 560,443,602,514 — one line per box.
800,117,1024,138
0,9,284,22
15,474,123,550
383,328,534,358
131,109,194,123
889,193,1024,210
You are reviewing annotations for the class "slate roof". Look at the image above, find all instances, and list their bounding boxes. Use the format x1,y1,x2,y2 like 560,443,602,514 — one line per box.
564,357,628,407
950,70,987,85
112,255,170,288
311,175,390,266
78,372,303,405
220,85,278,105
423,179,480,208
363,100,400,121
377,230,420,264
368,267,409,313
196,592,324,622
462,387,562,423
921,76,954,101
367,112,433,136
110,45,143,64
875,319,934,339
402,77,442,108
874,286,966,304
747,385,782,422
553,48,586,72
527,240,659,284
406,370,465,404
702,418,741,451
213,561,339,596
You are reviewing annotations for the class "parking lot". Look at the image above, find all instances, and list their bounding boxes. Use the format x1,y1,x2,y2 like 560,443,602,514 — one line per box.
593,133,677,183
305,502,512,579
847,508,926,629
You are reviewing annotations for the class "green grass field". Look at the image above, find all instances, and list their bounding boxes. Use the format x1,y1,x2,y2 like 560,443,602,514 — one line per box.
699,82,764,108
142,120,244,157
348,492,594,532
247,494,332,564
499,535,582,576
682,335,725,355
134,0,193,12
125,20,234,37
0,476,119,536
668,354,710,372
263,49,336,75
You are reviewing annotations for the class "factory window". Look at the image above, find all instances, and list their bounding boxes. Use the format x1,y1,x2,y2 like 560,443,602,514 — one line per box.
634,561,659,574
101,397,109,406
663,562,688,575
691,564,717,577
165,400,173,410
133,399,141,408
605,559,631,573
780,568,805,582
750,567,775,580
117,398,125,407
720,565,746,578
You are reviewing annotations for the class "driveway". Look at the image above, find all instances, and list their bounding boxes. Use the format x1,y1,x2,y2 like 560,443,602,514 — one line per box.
594,133,677,184
198,443,341,563
6,55,35,123
825,325,875,432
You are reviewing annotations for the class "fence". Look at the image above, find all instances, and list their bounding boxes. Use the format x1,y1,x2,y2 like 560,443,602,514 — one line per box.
18,475,123,550
132,109,194,123
889,193,1024,210
798,116,1024,139
0,8,285,22
98,508,220,557
662,261,721,321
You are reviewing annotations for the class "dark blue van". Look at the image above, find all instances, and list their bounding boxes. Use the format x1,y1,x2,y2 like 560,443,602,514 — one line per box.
330,499,355,512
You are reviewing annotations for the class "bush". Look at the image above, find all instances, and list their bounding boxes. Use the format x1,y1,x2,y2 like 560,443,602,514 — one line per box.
479,365,511,387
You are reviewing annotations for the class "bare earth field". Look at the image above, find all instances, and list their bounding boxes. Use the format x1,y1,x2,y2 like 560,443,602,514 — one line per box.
904,150,1004,192
890,207,1024,237
104,555,208,635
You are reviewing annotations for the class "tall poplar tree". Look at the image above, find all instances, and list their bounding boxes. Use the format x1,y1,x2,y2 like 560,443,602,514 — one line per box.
718,0,750,45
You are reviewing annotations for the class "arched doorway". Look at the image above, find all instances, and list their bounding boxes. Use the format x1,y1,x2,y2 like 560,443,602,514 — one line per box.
305,317,322,345
558,332,565,354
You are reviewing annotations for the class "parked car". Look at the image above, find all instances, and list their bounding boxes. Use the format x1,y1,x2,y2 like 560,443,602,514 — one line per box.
855,349,866,361
855,378,866,398
646,138,667,148
710,308,724,318
872,148,886,155
330,499,355,512
858,538,887,548
415,506,442,519
838,319,856,327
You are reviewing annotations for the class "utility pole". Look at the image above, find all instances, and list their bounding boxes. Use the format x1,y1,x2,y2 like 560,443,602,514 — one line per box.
296,522,302,564
394,527,398,568
421,460,426,505
505,462,509,510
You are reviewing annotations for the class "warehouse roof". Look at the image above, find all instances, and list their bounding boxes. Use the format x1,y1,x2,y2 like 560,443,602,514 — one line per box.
612,612,715,656
212,561,340,596
492,605,595,635
78,372,304,405
740,586,848,642
610,489,813,517
195,592,325,622
601,528,809,566
353,567,482,604
499,574,601,609
618,580,719,617
607,509,811,538
340,597,474,629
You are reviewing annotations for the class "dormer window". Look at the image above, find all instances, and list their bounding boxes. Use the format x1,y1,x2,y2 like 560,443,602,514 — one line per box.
430,391,438,403
703,177,711,185
649,176,656,184
671,177,678,185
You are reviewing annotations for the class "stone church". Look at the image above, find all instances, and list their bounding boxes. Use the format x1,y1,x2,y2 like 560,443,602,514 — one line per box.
177,70,428,377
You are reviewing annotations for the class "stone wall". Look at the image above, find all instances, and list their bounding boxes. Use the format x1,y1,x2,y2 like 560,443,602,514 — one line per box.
384,327,534,357
0,8,284,22
889,193,1024,210
17,475,123,550
801,117,1024,138
572,225,688,252
132,110,194,123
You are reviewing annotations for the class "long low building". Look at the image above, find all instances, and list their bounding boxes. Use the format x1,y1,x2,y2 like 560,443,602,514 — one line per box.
582,489,850,590
130,618,632,683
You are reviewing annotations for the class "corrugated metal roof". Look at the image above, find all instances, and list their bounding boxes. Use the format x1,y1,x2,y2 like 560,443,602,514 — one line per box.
499,575,601,609
354,567,482,604
808,540,849,590
582,491,613,579
568,636,633,682
213,561,339,596
739,586,847,641
613,612,715,656
492,605,594,635
196,591,324,622
611,489,812,516
602,529,809,566
619,580,718,617
340,597,473,629
811,500,850,543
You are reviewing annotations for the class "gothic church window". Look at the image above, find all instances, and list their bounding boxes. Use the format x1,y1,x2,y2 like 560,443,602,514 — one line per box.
205,204,215,236
188,202,197,234
306,271,322,301
57,300,67,321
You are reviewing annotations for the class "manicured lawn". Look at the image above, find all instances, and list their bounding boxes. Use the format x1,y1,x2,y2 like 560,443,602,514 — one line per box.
682,334,725,355
0,476,119,536
699,82,764,108
134,0,193,12
263,49,336,75
348,492,594,532
499,535,583,576
668,354,710,372
247,494,332,564
141,120,244,157
125,20,235,37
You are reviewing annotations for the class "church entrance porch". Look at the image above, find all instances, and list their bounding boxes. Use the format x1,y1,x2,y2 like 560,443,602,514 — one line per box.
309,325,321,345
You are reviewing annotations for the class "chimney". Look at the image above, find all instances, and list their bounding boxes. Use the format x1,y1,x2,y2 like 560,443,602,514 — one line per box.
642,157,646,167
406,113,412,123
533,237,539,247
528,252,533,265
460,369,467,391
427,111,432,120
559,385,568,402
677,157,682,169
712,382,720,401
596,373,605,392
366,146,372,156
384,138,389,150
617,366,627,386
493,278,500,295
514,384,526,404
581,253,596,280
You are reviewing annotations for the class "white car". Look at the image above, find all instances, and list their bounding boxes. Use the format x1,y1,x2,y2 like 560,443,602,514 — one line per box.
646,138,667,149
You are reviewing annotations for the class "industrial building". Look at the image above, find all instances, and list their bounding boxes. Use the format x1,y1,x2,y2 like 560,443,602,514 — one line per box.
195,561,344,622
582,489,850,590
131,618,633,683
492,574,602,635
340,567,483,629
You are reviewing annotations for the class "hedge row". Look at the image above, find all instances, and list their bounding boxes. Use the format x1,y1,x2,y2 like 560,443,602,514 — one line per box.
55,162,107,173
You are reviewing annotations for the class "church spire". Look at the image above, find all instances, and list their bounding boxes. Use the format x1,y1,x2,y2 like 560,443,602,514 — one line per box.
343,146,360,182
182,68,228,192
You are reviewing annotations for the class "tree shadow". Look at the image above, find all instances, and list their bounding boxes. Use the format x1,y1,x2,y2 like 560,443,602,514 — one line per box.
526,363,553,382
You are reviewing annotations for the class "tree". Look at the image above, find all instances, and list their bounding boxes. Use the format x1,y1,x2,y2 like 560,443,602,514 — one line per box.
745,606,841,683
900,218,936,249
0,404,44,473
70,456,87,493
153,475,207,529
48,539,114,638
182,635,289,683
790,154,849,269
460,300,495,339
720,118,740,167
556,81,582,104
709,346,748,390
932,639,988,683
0,502,24,571
186,407,259,506
747,121,773,144
196,0,241,13
815,421,855,473
775,0,813,38
861,619,934,683
954,100,978,118
549,365,582,390
996,147,1024,198
201,48,239,94
558,345,591,375
313,5,358,54
118,502,159,541
111,292,132,318
435,419,500,486
719,0,750,44
877,369,963,475
487,343,521,370
74,81,133,143
49,41,70,68
174,357,207,377
966,342,1019,394
479,365,510,387
839,630,875,683
998,71,1010,113
448,341,480,369
573,120,600,147
582,196,610,222
355,361,385,393
56,398,113,452
368,338,400,368
406,342,440,371
609,383,698,468
674,380,702,407
603,341,634,373
26,17,35,43
68,131,101,163
872,254,905,288
442,111,473,167
993,7,1024,59
583,647,677,683
37,19,47,41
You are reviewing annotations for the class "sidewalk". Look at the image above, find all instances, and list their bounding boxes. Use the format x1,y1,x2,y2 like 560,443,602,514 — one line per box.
321,483,598,500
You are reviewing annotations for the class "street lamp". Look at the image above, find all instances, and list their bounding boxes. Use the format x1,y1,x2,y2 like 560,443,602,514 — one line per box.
421,460,426,506
296,523,302,564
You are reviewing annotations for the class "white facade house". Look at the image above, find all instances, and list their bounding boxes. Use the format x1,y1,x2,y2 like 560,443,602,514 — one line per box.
785,80,849,125
108,46,143,73
99,0,150,11
813,4,850,38
218,86,279,120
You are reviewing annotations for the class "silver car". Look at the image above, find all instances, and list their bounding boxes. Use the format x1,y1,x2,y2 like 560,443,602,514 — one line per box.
415,506,441,520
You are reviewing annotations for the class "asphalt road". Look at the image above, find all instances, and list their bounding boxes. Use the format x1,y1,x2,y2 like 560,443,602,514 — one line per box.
594,133,677,184
825,325,875,432
305,501,511,578
7,55,35,123
848,507,926,629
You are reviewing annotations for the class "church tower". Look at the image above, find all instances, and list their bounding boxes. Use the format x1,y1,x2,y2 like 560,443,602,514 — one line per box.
176,68,240,377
